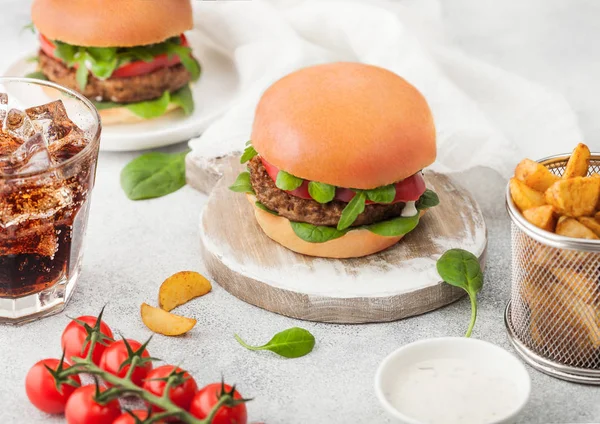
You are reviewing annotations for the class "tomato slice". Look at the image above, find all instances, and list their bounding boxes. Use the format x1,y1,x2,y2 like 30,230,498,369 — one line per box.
260,157,426,204
39,34,188,79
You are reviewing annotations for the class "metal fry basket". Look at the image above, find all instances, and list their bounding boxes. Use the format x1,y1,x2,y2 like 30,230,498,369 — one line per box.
505,153,600,384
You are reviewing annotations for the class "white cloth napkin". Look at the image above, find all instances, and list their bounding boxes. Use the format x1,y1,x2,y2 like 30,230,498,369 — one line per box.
188,0,582,180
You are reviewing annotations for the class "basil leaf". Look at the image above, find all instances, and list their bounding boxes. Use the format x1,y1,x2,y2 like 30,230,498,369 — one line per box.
337,191,366,230
276,170,303,191
170,85,194,115
308,181,335,204
126,91,170,119
240,145,258,164
255,201,278,215
290,222,348,243
436,249,483,337
120,151,188,200
228,172,254,194
234,327,315,358
363,184,396,204
416,189,440,210
75,56,89,91
365,214,419,237
25,71,48,80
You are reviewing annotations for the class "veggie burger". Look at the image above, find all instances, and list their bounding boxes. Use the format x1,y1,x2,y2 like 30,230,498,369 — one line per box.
230,62,439,258
30,0,200,124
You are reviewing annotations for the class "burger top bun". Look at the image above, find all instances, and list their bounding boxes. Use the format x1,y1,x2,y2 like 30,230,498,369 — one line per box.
32,0,193,47
251,62,436,190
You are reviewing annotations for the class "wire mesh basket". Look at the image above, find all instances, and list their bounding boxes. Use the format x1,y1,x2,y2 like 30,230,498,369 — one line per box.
505,153,600,384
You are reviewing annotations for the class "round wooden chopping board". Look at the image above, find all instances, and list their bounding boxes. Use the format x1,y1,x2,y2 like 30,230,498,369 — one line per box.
189,155,487,324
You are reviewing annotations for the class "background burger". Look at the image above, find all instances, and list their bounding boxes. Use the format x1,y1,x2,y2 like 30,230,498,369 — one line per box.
229,62,439,259
29,0,200,124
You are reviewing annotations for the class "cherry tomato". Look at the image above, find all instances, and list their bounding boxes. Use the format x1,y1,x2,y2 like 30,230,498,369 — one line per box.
143,365,198,414
25,358,81,414
65,385,121,424
189,383,247,424
61,316,114,365
99,339,152,387
260,157,426,204
113,410,150,424
39,34,188,79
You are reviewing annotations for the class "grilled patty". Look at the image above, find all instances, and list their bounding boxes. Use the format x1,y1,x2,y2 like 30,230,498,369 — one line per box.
38,51,191,103
248,156,406,227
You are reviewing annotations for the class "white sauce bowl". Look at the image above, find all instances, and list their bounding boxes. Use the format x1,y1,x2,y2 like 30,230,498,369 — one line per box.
375,337,531,424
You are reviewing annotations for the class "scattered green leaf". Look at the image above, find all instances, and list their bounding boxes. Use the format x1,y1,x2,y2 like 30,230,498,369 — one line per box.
290,222,348,243
228,172,254,194
120,151,188,200
337,191,366,230
416,189,440,210
234,327,315,358
276,170,303,191
308,181,335,204
436,249,483,337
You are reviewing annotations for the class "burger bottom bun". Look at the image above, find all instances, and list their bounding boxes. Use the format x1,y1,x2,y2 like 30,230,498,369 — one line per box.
247,194,426,259
39,85,181,125
98,103,180,125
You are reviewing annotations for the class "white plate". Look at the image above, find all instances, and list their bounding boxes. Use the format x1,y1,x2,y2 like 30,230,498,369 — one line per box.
2,32,239,151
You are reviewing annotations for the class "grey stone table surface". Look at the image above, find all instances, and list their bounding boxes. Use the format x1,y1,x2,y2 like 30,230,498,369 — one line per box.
1,1,600,423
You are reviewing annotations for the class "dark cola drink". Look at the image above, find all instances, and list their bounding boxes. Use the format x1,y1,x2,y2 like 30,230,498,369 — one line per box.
0,83,100,323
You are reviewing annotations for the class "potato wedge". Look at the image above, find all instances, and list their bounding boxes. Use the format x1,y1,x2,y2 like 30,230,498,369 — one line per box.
141,303,196,336
515,158,559,192
545,177,600,217
522,205,556,232
595,211,600,223
556,216,599,239
551,267,598,304
509,178,546,211
159,271,212,312
563,143,591,179
578,217,600,237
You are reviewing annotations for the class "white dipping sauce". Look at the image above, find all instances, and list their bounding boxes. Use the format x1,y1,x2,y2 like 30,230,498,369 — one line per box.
401,201,417,217
387,357,521,424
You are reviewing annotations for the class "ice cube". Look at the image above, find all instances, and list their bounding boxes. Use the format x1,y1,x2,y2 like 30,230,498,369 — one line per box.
0,133,52,175
25,100,86,154
0,224,58,257
3,108,36,141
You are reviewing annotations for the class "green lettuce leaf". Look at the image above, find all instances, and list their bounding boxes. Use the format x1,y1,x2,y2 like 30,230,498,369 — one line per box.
126,91,170,119
25,71,48,80
290,222,348,243
170,85,194,115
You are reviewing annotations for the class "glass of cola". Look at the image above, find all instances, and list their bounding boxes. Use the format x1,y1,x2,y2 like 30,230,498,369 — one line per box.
0,78,100,324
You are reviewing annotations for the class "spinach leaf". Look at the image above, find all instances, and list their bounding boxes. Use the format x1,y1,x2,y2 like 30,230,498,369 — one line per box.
126,91,170,119
120,151,188,200
416,189,440,210
25,71,48,80
290,222,348,243
308,181,335,204
234,327,315,358
276,170,303,191
363,184,395,204
337,191,366,230
170,85,194,115
228,172,254,194
365,214,420,237
436,249,483,337
255,201,278,215
240,145,258,164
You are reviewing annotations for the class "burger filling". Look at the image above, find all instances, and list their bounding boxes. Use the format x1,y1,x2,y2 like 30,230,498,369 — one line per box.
230,142,440,243
27,34,200,119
